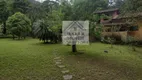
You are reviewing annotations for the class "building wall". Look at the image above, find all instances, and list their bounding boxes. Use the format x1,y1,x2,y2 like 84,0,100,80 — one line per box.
112,11,119,19
128,20,142,41
101,19,142,42
102,31,128,42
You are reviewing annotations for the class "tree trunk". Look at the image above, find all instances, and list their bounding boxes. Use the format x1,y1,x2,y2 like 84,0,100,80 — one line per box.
13,35,15,40
72,44,77,52
2,22,6,34
18,36,20,40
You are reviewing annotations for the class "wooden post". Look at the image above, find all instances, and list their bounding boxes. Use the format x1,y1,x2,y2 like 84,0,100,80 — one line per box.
72,40,77,52
72,44,77,52
2,22,6,34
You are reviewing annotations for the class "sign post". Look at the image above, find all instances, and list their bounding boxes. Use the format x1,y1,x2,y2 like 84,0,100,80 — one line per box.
62,21,89,52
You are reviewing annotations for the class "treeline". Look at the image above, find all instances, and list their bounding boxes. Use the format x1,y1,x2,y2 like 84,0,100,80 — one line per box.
0,0,141,43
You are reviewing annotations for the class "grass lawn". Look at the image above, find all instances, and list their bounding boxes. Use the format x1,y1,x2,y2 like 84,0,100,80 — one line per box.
0,39,142,80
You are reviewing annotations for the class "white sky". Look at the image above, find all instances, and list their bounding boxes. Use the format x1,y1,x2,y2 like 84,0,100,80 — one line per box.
35,0,46,2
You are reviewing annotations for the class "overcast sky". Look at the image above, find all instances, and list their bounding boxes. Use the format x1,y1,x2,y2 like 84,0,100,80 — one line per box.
35,0,46,2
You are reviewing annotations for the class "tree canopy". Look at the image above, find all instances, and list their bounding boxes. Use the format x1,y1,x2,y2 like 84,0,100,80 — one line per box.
7,12,31,39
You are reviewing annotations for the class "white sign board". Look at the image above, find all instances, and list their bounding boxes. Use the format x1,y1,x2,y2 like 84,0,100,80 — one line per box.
62,21,89,45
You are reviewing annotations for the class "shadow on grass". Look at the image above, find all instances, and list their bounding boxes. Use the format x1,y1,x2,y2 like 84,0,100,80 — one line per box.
31,42,61,46
6,38,32,41
68,51,85,55
68,56,139,79
65,50,142,79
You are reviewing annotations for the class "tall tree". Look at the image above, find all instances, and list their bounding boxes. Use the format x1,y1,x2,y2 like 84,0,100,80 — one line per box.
12,0,30,14
27,2,45,37
0,0,9,34
60,0,72,20
27,2,43,23
71,0,108,20
48,9,64,41
42,0,59,14
122,0,142,12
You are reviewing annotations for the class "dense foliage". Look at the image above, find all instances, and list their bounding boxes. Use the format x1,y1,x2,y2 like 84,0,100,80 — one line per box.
33,19,58,43
0,0,141,42
122,0,142,12
0,0,9,34
7,12,31,39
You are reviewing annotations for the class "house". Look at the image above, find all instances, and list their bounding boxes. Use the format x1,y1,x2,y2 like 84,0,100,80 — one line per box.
94,8,142,42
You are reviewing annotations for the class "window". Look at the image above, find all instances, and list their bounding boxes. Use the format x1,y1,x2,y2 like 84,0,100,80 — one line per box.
129,26,138,31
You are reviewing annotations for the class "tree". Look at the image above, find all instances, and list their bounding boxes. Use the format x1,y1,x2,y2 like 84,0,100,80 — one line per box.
0,0,9,34
27,2,46,37
71,0,108,20
12,0,30,14
7,12,31,39
48,9,64,41
27,3,44,23
42,0,59,14
60,0,72,20
121,0,142,13
90,14,104,41
33,19,58,43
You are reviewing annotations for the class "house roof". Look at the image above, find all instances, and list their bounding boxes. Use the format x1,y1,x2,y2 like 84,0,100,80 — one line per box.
117,12,142,19
103,23,130,26
94,8,119,14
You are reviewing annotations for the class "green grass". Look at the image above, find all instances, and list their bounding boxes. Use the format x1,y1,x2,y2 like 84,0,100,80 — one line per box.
0,39,62,80
56,43,142,80
0,39,142,80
